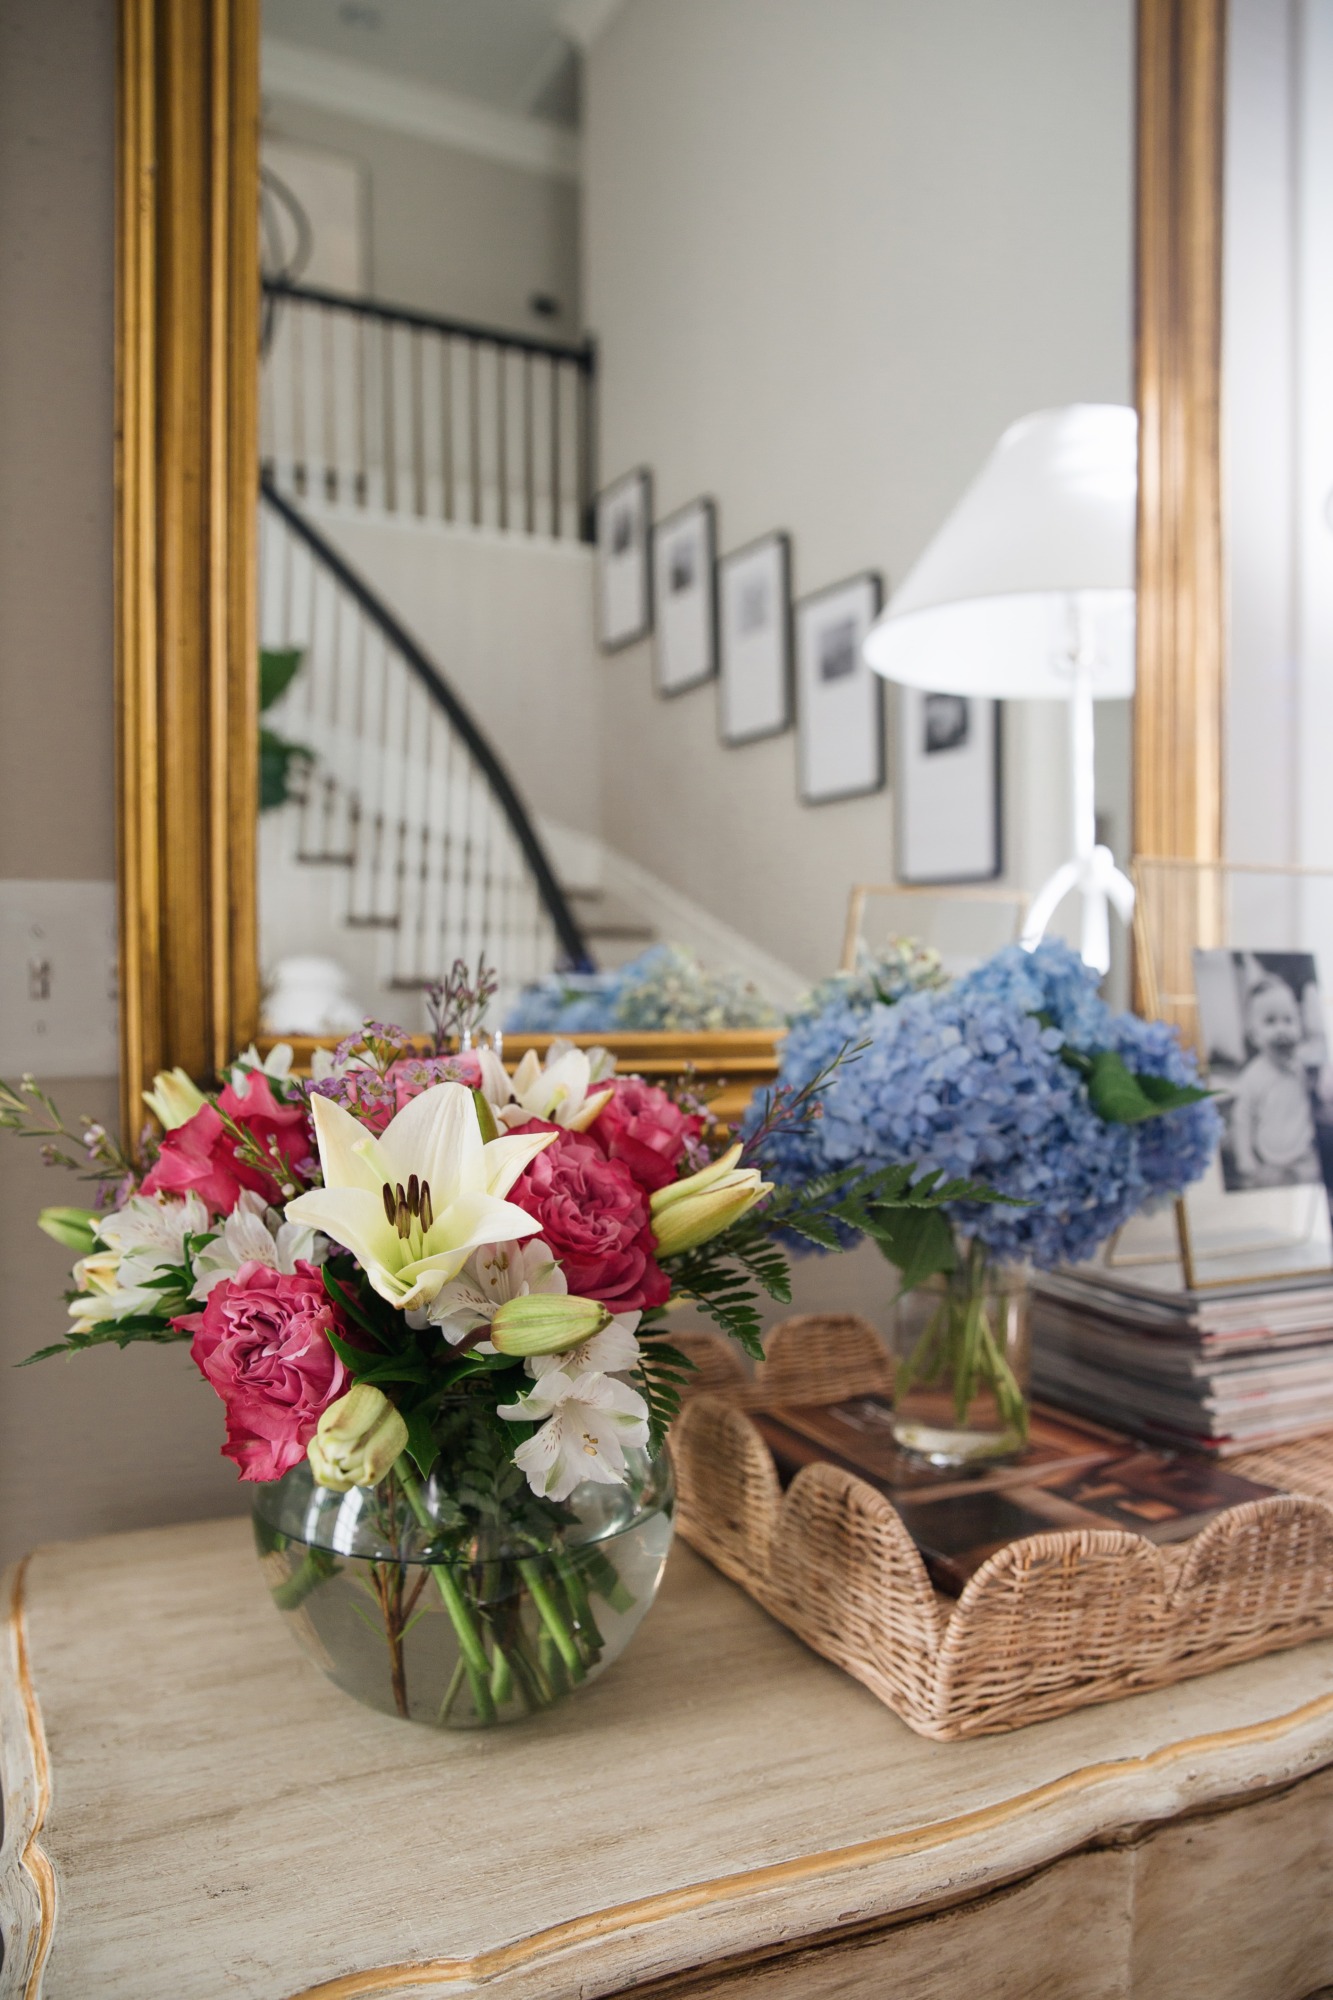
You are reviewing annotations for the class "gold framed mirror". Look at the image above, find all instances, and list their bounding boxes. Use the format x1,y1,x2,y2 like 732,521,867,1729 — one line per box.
115,0,1226,1131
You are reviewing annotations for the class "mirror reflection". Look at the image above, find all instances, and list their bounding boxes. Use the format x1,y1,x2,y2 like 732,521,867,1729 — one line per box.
256,0,1135,1037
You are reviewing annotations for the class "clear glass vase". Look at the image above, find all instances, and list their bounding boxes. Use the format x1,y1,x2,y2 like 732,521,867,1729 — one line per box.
890,1241,1031,1467
252,1445,674,1729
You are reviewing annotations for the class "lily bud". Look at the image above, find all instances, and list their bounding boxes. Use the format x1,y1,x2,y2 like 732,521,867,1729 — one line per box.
38,1205,100,1253
491,1292,611,1356
142,1066,208,1131
650,1146,772,1257
307,1385,409,1492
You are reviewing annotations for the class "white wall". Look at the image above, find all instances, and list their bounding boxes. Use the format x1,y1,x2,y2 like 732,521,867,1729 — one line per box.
0,0,249,1570
1222,0,1333,974
583,0,1134,980
263,94,582,342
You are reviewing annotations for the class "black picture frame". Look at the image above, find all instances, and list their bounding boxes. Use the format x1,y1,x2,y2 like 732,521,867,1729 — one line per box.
794,570,886,806
651,496,718,697
893,688,1004,883
717,530,793,747
594,467,653,652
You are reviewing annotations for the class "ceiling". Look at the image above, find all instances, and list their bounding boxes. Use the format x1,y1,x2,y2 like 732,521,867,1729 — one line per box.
262,0,583,128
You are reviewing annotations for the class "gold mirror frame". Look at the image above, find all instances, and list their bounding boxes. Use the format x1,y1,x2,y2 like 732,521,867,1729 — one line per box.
114,0,1225,1132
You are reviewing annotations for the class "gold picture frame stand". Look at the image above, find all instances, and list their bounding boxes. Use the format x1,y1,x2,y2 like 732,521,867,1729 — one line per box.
1129,855,1333,1292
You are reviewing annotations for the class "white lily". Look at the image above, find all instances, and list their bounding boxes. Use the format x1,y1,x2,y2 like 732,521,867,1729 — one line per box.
285,1083,555,1311
190,1189,325,1298
498,1365,650,1502
426,1237,567,1343
495,1043,614,1132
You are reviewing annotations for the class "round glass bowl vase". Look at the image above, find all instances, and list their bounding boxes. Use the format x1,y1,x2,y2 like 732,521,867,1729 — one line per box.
890,1249,1032,1468
252,1447,674,1729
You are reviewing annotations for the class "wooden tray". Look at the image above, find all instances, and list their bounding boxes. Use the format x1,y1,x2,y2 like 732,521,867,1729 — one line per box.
669,1315,1333,1739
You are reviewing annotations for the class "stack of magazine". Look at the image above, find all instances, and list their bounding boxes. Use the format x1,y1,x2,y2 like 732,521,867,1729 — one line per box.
1031,1265,1333,1455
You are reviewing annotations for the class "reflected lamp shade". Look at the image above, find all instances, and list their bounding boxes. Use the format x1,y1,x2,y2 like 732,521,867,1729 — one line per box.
863,404,1138,699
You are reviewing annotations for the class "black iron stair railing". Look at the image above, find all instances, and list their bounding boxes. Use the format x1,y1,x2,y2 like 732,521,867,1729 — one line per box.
260,476,594,994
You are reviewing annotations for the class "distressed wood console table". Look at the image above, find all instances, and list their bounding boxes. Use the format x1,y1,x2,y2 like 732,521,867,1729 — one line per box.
4,1519,1333,1999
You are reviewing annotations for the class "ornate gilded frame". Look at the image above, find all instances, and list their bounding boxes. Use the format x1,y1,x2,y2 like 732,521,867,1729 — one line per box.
115,0,261,1138
114,0,1226,1133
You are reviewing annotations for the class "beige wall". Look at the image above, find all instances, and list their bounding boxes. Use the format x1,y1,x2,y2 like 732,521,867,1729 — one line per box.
584,0,1133,980
0,0,247,1567
263,95,582,342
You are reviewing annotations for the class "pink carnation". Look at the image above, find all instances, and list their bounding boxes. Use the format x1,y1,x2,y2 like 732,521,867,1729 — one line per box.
589,1078,702,1193
142,1072,313,1217
177,1261,351,1482
508,1122,670,1314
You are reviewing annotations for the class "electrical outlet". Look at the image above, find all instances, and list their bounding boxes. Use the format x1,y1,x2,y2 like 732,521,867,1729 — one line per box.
0,881,118,1077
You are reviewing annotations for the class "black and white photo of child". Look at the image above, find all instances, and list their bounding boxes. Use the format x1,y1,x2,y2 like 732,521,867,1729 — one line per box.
1193,950,1333,1191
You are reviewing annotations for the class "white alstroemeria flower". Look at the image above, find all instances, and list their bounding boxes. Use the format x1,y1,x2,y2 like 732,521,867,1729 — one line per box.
526,1314,642,1381
190,1189,325,1299
285,1083,556,1312
68,1191,210,1332
498,1366,650,1502
97,1191,211,1265
229,1041,294,1087
496,1042,614,1133
425,1237,567,1343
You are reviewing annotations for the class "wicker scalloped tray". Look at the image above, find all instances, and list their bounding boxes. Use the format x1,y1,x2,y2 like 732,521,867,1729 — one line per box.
669,1315,1333,1739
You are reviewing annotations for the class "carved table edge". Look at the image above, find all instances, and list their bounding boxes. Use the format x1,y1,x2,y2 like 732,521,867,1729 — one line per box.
0,1558,57,2000
275,1691,1333,1997
6,1543,1333,2000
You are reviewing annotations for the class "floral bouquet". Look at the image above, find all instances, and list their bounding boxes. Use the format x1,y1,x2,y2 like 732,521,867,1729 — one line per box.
750,939,1221,1461
4,966,985,1727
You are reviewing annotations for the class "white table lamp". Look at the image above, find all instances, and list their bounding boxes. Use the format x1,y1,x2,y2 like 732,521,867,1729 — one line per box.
863,403,1138,975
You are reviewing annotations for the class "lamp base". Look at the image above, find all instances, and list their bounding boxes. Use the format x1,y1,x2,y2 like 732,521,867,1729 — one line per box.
1019,846,1135,977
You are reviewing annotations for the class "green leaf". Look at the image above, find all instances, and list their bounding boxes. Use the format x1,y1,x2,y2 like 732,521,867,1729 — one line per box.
471,1087,500,1144
322,1267,385,1342
402,1407,439,1482
870,1206,958,1291
259,727,315,812
1086,1049,1211,1125
324,1324,378,1380
260,646,305,710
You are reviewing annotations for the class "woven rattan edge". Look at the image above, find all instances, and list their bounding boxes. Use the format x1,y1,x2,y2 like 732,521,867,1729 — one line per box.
671,1320,1333,1739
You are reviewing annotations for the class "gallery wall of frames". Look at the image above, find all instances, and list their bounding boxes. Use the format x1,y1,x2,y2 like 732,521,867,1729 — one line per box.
592,466,1002,884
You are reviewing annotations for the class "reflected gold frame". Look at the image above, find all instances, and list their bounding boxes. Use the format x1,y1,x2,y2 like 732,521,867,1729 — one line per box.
114,0,1227,1133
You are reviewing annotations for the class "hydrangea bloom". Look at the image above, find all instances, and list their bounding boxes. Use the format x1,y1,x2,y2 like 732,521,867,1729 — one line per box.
504,945,778,1034
751,939,1221,1269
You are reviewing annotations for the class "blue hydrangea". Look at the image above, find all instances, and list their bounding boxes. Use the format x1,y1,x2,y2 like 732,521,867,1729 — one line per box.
750,938,1221,1269
505,945,778,1034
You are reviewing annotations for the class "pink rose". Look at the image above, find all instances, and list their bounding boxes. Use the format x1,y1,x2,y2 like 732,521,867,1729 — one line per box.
176,1261,351,1482
589,1078,703,1193
508,1122,670,1314
311,1053,486,1136
142,1072,313,1217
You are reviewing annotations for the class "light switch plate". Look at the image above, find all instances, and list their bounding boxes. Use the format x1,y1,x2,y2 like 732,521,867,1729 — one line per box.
0,880,118,1078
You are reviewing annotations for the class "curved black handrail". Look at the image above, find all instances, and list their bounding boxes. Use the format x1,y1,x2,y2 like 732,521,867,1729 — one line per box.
261,475,594,973
262,276,595,369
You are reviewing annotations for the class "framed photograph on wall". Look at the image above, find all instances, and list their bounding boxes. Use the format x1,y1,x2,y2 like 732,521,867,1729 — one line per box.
894,688,1002,882
652,497,717,696
594,468,653,651
717,531,792,746
795,571,885,804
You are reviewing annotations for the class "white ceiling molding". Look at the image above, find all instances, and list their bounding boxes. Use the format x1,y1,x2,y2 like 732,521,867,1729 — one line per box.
262,37,581,182
554,0,627,52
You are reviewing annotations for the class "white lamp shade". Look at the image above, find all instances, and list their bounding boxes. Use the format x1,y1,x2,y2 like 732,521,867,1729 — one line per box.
863,404,1138,700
